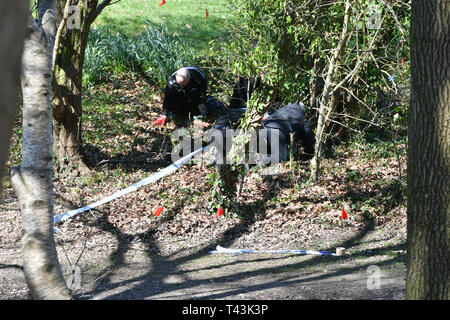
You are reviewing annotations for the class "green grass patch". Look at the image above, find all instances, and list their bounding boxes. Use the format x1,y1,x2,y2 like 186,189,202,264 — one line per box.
83,22,196,86
93,0,232,54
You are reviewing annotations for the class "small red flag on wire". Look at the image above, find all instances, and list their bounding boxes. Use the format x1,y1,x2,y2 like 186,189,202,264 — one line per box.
401,57,407,63
215,207,224,218
341,209,348,220
159,0,166,6
153,207,164,216
206,8,209,19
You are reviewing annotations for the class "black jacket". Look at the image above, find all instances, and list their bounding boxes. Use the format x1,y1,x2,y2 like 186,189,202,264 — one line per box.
211,108,247,131
208,108,247,164
209,103,315,164
262,103,315,160
162,67,208,118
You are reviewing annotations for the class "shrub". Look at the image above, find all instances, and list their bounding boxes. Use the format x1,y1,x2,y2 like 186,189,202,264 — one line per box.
83,22,196,86
83,28,136,86
212,0,410,136
132,22,196,85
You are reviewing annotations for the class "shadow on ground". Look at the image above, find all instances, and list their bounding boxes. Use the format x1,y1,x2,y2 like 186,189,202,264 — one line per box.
74,200,405,300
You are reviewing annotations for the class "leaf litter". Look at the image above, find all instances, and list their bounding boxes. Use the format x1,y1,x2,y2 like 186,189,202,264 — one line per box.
0,78,408,299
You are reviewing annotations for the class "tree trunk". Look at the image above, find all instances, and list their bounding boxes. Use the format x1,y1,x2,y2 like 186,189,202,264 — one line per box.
310,0,351,182
52,0,99,173
309,57,325,114
0,0,28,182
215,163,239,200
11,3,72,299
406,0,449,300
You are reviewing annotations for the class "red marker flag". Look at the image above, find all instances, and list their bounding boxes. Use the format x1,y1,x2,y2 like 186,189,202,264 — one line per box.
159,0,166,6
206,8,209,19
341,209,348,220
153,207,164,216
215,207,224,218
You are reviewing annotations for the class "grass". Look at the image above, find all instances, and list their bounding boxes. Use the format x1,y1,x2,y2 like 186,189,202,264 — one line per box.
83,23,196,86
84,0,233,86
93,0,232,54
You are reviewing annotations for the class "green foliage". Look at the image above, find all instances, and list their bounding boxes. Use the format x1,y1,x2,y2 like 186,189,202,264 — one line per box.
91,0,232,54
207,169,232,212
83,29,136,86
83,22,196,87
213,0,346,105
211,0,410,135
132,22,196,86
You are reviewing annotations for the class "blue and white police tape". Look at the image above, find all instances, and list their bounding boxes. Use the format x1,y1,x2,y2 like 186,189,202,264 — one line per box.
54,146,207,224
210,245,345,256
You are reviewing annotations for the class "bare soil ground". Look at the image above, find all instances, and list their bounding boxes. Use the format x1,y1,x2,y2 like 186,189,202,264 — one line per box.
0,216,407,300
1,79,407,300
0,159,407,300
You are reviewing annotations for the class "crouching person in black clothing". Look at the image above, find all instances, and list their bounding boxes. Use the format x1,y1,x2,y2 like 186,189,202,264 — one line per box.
208,102,314,166
207,102,314,201
153,67,224,127
207,107,248,199
261,102,315,163
208,107,247,165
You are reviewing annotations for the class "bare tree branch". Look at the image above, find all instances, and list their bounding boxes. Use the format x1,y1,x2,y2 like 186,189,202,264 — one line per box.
379,0,407,37
311,0,352,181
52,0,74,73
93,0,121,21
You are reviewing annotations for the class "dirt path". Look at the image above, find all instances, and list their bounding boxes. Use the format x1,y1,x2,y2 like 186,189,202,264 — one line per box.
79,234,406,301
0,153,407,301
0,216,406,300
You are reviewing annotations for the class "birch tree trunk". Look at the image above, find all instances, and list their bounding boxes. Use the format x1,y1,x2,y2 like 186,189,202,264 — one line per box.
0,0,28,183
406,0,449,300
11,0,72,299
